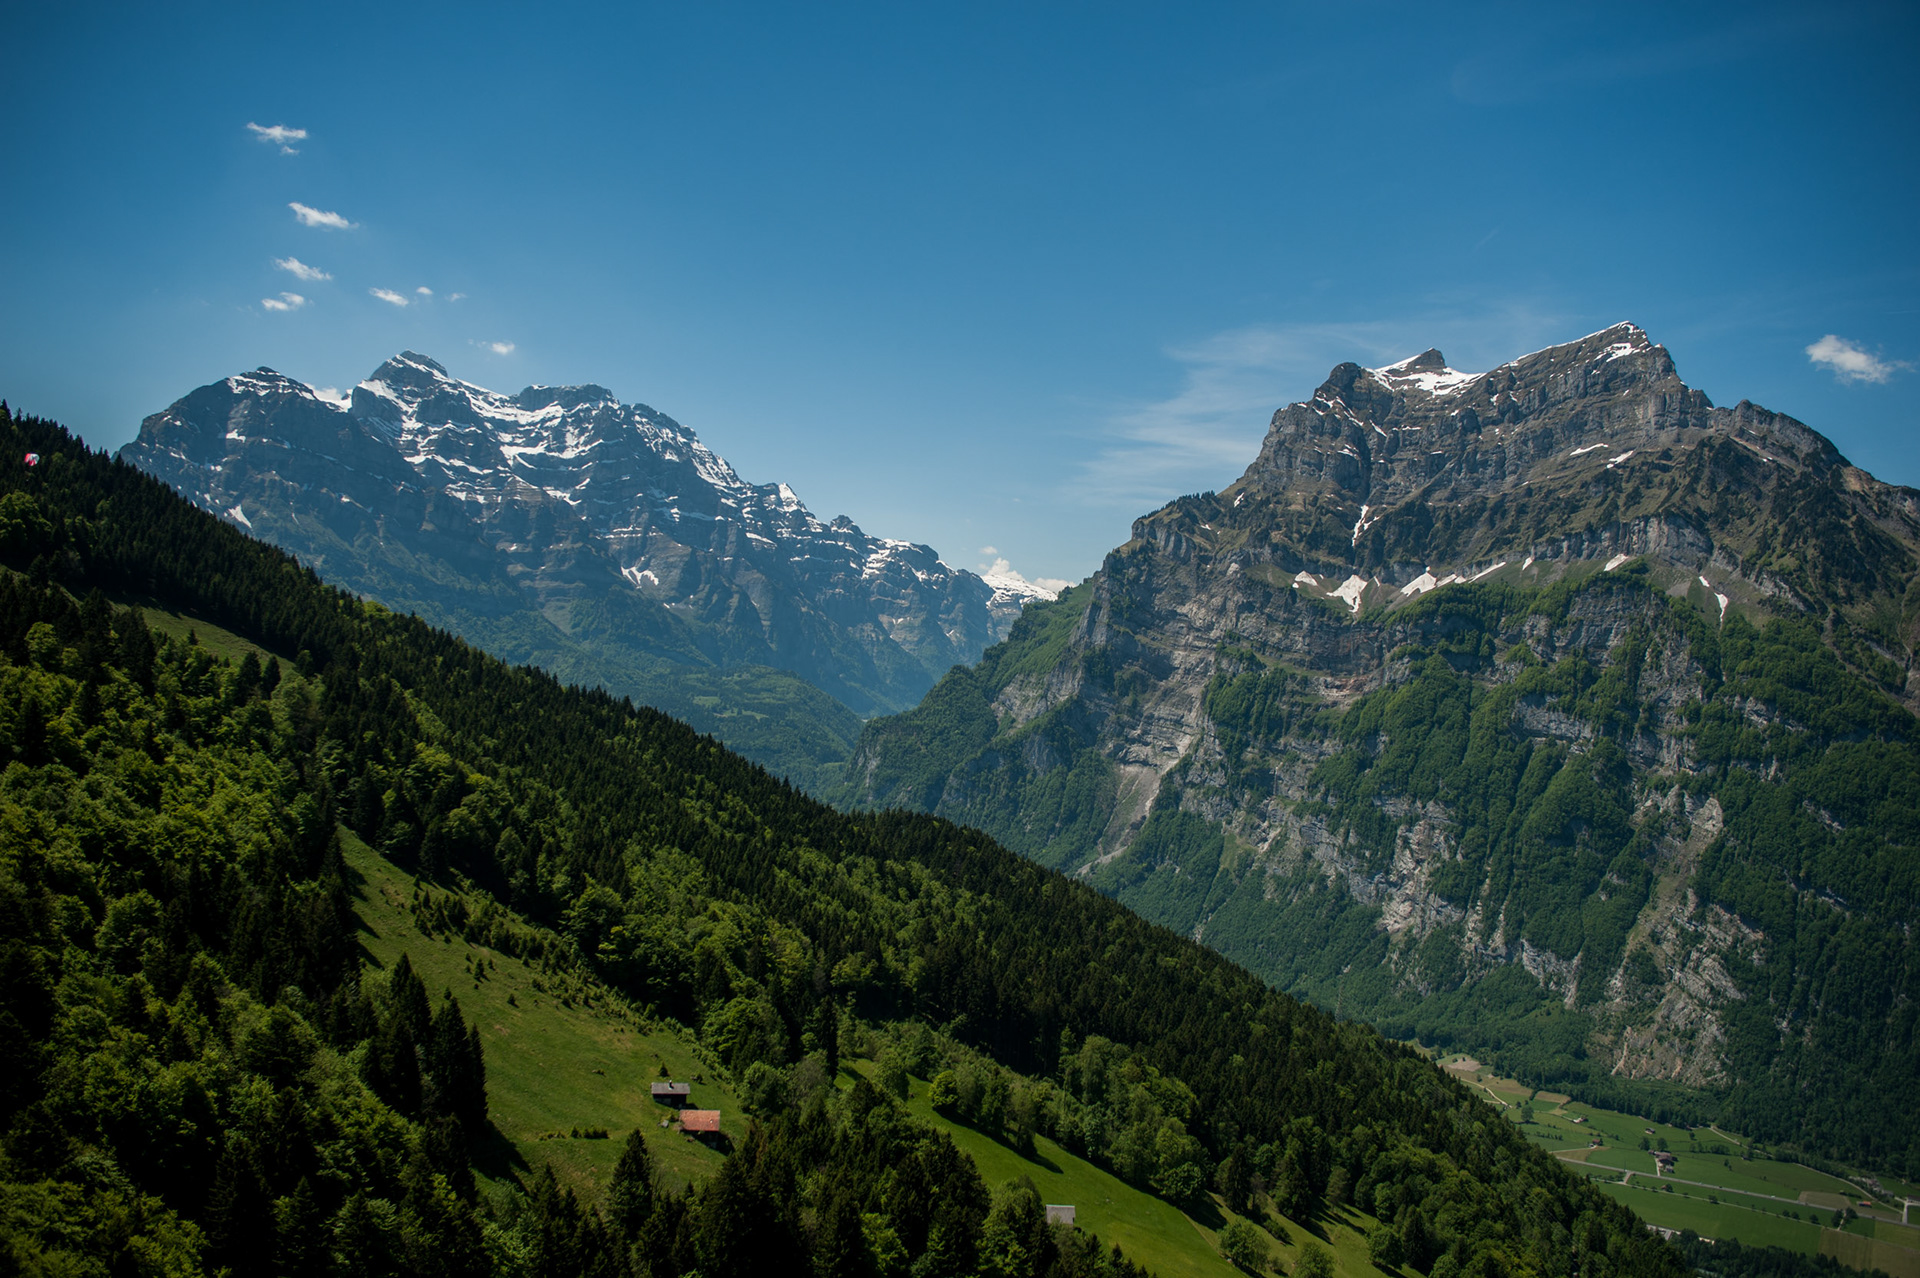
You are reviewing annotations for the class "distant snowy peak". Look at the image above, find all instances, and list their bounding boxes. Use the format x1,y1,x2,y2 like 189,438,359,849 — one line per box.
1369,347,1480,397
977,568,1061,635
121,351,1046,716
335,351,768,518
1225,320,1905,629
1363,324,1657,401
981,570,1059,606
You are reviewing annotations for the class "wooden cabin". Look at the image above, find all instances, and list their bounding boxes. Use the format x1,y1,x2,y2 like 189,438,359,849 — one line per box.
650,1081,691,1107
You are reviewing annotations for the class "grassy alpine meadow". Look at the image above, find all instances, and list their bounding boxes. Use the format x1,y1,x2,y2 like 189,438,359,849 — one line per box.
881,1065,1396,1278
894,1069,1244,1278
342,832,740,1200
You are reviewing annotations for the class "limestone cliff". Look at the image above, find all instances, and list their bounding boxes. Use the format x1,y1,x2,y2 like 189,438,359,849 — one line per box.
847,326,1920,1154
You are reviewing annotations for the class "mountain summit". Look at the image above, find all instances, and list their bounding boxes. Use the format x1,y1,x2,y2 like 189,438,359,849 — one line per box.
1229,320,1907,620
845,325,1920,1169
120,353,1051,786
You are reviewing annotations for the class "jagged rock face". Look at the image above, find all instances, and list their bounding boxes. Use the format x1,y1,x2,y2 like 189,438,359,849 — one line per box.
847,325,1920,1119
1196,322,1918,627
120,352,1039,719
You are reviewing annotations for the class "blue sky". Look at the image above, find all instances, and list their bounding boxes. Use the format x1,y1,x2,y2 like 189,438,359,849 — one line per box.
3,2,1915,588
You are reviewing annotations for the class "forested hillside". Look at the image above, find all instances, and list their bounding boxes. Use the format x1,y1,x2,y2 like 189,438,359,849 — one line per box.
0,402,1685,1276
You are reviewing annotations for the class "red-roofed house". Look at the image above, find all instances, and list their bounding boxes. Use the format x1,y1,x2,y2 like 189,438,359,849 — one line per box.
680,1110,722,1145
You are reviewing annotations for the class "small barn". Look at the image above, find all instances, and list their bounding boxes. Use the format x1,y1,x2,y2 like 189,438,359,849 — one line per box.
1654,1151,1676,1173
650,1081,691,1107
680,1110,723,1145
1045,1205,1076,1226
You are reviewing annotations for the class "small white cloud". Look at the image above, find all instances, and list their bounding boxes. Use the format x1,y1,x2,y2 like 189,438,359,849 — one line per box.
979,545,998,556
289,202,354,230
369,287,409,307
260,292,307,312
247,122,307,153
416,286,433,296
448,292,467,302
484,341,515,355
1806,334,1907,384
273,256,331,282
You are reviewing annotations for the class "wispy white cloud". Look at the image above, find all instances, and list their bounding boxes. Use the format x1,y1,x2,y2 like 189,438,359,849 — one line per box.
273,256,331,282
416,286,433,296
369,287,409,307
1806,334,1907,384
448,292,467,302
247,122,307,154
979,545,999,556
260,292,307,312
482,341,515,355
289,202,354,230
1074,307,1567,508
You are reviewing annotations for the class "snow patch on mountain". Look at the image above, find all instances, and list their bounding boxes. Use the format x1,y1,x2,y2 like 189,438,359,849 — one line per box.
1370,349,1481,397
1332,574,1370,613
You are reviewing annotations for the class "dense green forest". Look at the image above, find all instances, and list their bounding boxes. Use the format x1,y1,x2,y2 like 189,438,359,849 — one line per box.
0,403,1686,1275
844,559,1920,1180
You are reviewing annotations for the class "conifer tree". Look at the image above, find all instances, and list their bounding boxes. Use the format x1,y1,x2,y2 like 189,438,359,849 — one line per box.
206,1138,276,1275
606,1129,656,1243
275,1177,329,1278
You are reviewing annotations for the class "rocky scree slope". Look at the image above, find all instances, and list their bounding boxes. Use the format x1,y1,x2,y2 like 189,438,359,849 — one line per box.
120,353,1050,789
844,324,1920,1173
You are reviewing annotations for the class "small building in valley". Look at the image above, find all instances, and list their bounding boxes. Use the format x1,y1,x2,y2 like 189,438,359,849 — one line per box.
651,1081,691,1107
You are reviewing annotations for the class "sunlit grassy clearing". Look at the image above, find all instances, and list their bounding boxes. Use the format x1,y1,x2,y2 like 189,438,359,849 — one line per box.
344,833,738,1201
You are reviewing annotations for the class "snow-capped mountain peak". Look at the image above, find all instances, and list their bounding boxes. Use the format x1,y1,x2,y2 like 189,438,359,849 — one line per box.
120,352,1039,718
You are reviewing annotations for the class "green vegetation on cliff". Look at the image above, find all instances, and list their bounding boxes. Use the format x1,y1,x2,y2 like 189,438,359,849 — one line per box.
847,563,1920,1181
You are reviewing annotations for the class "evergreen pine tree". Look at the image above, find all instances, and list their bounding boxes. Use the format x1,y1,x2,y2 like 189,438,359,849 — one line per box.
205,1138,276,1275
275,1177,329,1278
606,1129,656,1243
389,954,431,1041
812,1181,870,1278
333,1190,403,1278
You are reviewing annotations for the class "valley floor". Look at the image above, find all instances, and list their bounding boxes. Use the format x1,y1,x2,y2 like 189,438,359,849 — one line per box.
1437,1054,1920,1275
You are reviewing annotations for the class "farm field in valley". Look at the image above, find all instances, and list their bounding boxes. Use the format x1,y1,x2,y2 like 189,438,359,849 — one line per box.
1435,1054,1912,1265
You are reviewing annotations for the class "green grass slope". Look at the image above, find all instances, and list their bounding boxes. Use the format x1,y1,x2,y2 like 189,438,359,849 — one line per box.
340,832,739,1200
878,1066,1401,1278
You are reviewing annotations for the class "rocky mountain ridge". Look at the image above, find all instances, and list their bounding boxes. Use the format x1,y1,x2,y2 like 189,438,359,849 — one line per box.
120,352,1052,786
844,324,1920,1166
